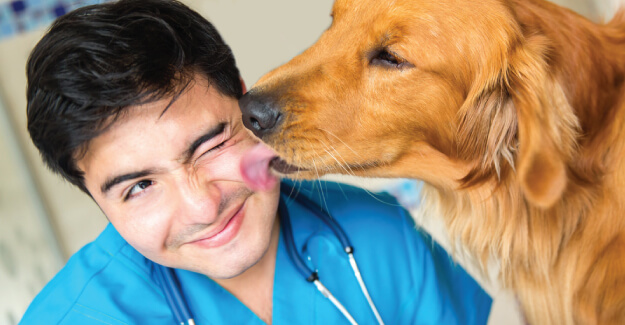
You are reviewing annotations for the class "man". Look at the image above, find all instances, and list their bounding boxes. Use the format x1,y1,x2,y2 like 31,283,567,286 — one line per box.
20,0,492,324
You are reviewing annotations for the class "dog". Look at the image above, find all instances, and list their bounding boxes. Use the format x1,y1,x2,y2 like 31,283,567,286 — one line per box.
238,0,625,323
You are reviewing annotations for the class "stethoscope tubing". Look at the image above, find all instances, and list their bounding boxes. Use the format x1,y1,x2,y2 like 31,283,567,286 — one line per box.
154,265,195,325
283,184,353,251
279,183,384,325
156,182,384,325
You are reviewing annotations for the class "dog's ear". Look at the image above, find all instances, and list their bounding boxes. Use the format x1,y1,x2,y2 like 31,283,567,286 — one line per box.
505,35,579,208
457,85,517,186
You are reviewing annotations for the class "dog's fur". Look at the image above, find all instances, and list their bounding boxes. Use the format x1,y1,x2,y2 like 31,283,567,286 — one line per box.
240,0,625,323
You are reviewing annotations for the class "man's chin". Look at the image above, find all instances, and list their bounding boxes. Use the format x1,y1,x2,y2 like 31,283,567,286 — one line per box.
201,257,259,281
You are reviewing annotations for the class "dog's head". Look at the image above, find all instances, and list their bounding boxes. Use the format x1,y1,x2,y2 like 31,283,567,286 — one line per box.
240,0,580,208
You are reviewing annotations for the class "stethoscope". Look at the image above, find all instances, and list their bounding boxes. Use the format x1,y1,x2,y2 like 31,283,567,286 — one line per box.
155,183,385,325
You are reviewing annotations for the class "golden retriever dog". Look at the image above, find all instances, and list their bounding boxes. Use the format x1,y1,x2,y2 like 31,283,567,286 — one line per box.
238,0,625,323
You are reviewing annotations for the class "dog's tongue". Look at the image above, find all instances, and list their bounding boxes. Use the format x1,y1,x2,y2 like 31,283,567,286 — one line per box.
240,143,279,191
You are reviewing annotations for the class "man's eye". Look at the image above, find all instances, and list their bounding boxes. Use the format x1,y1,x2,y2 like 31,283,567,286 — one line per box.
125,180,153,200
198,140,227,160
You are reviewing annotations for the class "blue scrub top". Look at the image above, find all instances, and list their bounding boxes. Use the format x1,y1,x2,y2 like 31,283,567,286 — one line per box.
20,181,492,324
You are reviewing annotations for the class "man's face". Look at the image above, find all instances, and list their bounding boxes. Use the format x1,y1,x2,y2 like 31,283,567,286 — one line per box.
78,78,281,279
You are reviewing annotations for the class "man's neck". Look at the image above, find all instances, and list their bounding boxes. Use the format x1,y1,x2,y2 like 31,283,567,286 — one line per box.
213,217,280,324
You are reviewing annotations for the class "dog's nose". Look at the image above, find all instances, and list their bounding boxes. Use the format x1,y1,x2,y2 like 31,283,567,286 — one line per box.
239,92,282,139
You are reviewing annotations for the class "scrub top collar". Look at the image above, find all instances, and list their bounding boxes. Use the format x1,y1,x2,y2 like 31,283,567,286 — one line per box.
172,192,336,325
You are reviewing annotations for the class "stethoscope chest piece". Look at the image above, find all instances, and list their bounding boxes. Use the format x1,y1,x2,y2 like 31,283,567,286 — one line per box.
155,182,385,325
279,183,385,325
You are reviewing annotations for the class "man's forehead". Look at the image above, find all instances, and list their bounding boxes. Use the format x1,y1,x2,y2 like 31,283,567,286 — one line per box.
88,80,226,147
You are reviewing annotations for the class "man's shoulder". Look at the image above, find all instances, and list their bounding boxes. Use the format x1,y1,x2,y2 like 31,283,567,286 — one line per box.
20,224,160,324
286,180,492,324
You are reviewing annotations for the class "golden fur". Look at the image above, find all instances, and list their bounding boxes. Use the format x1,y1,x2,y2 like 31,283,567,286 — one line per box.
242,0,625,323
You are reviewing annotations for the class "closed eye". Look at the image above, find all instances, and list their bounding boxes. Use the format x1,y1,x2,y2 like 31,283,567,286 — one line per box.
122,141,228,201
370,48,413,69
197,140,228,161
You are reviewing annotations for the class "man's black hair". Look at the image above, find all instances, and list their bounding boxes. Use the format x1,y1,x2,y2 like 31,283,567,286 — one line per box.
27,0,242,194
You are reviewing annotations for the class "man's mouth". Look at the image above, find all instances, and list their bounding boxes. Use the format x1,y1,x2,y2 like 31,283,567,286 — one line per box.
188,201,246,248
240,143,304,190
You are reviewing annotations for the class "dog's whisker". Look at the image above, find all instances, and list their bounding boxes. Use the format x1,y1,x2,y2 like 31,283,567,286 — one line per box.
323,146,352,175
238,0,625,322
327,143,358,177
315,136,400,207
317,128,361,158
317,137,356,176
306,139,331,213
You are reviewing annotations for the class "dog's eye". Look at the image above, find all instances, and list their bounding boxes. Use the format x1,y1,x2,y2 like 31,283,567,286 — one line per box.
370,49,411,69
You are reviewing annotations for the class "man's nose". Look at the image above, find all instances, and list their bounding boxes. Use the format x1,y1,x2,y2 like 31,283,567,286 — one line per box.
177,182,220,224
239,92,283,139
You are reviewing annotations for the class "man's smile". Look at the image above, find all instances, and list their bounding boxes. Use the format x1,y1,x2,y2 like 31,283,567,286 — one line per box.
186,199,247,249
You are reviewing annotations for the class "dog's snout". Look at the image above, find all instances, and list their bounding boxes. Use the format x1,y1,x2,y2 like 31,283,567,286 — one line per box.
239,92,283,139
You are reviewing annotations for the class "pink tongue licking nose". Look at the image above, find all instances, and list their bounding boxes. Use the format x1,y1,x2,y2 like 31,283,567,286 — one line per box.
240,143,279,191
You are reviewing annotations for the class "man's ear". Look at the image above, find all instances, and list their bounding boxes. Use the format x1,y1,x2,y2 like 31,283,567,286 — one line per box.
240,77,247,94
506,35,579,208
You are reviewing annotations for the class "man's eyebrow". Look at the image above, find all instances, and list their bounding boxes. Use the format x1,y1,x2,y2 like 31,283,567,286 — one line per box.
181,122,226,164
101,170,154,195
99,123,226,195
